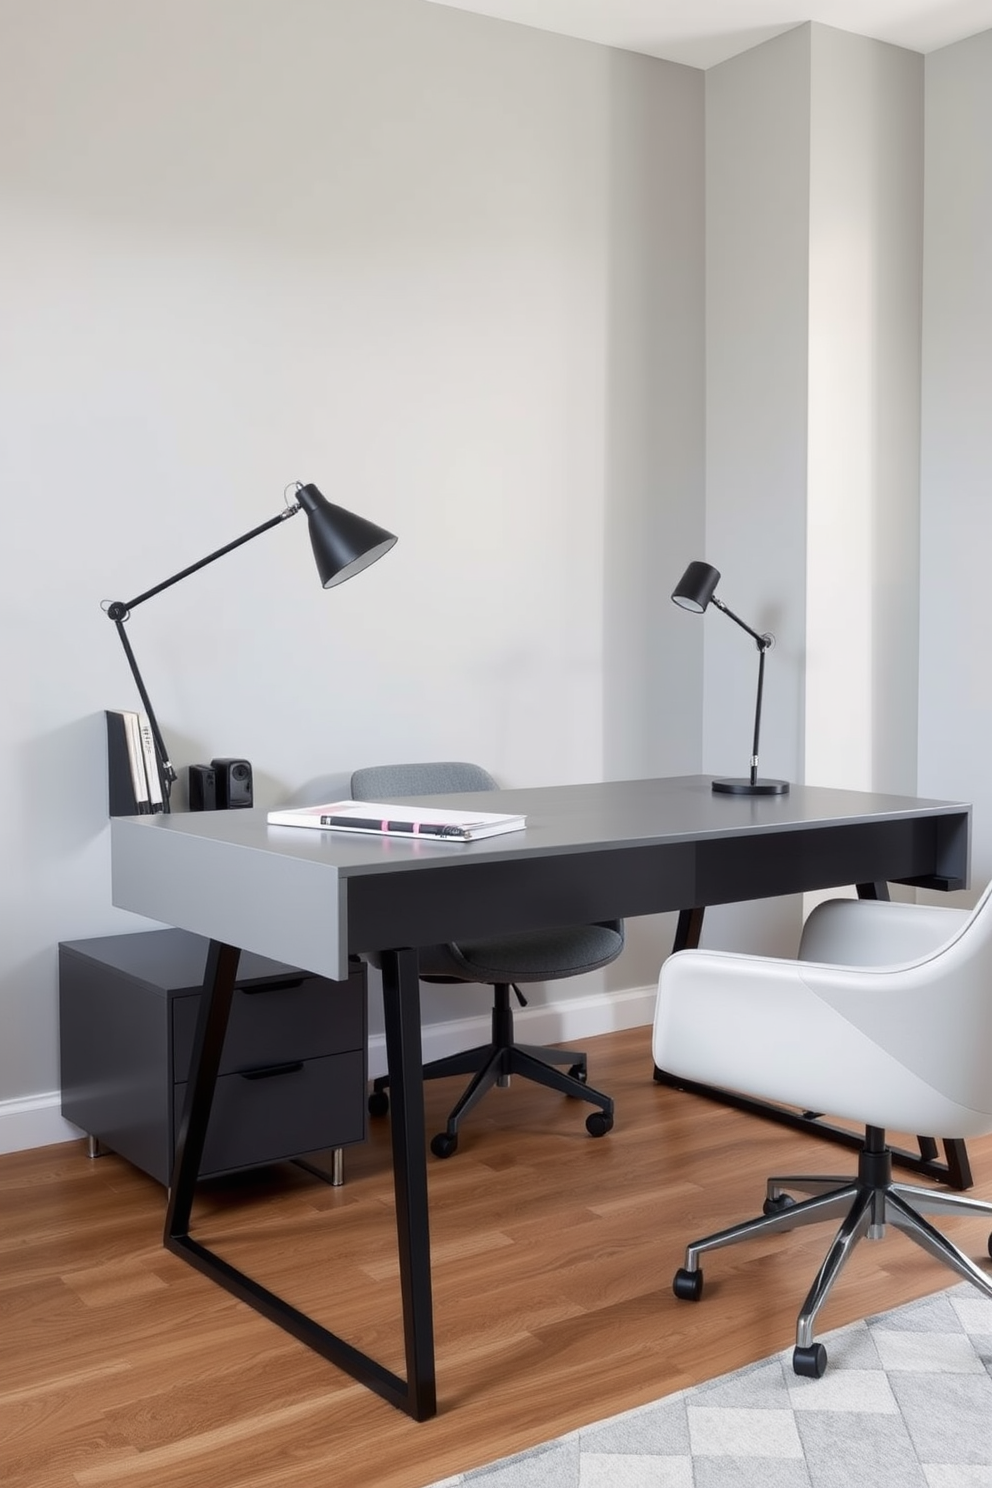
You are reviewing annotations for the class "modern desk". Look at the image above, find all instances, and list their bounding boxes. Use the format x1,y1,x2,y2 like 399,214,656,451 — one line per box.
110,775,970,1420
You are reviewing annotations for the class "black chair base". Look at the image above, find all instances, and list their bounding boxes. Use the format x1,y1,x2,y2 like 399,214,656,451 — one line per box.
672,1128,992,1377
369,982,614,1156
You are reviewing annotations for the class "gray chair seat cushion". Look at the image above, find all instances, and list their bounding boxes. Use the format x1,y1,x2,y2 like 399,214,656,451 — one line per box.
419,922,624,983
351,760,625,986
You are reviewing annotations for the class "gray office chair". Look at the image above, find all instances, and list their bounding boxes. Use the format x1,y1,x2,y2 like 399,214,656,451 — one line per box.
351,761,623,1157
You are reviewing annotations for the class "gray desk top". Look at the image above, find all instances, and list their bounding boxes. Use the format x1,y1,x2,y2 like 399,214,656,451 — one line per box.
111,776,970,981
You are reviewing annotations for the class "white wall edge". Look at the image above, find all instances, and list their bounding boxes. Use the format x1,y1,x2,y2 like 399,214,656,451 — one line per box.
4,987,656,1155
0,1091,85,1156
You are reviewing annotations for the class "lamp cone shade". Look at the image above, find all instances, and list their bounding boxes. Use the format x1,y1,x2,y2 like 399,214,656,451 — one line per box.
297,482,398,588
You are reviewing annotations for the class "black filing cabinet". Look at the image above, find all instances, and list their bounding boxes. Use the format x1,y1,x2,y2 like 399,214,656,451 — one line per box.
58,928,367,1185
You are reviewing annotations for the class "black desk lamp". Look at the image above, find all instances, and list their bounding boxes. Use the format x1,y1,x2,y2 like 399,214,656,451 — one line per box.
672,560,789,797
104,482,397,810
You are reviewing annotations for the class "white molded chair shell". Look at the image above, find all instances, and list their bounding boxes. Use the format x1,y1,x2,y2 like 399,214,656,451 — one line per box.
653,884,992,1139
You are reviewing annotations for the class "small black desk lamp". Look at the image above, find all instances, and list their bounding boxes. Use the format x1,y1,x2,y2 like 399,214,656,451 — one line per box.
671,560,789,796
104,481,397,810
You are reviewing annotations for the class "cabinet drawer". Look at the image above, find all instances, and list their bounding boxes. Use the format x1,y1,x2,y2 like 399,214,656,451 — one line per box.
172,970,365,1078
174,1050,366,1177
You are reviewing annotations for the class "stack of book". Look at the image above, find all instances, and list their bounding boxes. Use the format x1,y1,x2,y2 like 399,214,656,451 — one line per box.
106,709,166,815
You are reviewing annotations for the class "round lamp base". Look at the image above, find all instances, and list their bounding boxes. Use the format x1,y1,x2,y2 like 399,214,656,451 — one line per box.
712,777,790,796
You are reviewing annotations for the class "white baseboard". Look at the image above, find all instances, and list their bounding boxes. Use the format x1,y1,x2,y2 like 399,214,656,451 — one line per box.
2,986,656,1155
368,983,656,1079
0,1092,85,1156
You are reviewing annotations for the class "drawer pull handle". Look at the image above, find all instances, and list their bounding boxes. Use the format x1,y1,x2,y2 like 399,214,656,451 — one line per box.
239,1061,305,1081
240,978,306,995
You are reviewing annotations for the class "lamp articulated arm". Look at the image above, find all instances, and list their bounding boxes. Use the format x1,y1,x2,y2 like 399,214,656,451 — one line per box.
709,594,772,652
710,596,774,788
105,506,300,805
104,482,398,813
106,507,297,622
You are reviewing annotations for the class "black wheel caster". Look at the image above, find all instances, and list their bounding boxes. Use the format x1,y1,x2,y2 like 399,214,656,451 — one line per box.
585,1111,613,1137
673,1267,703,1301
987,1233,992,1260
763,1193,796,1216
368,1090,389,1118
567,1063,588,1084
430,1131,458,1159
792,1343,827,1378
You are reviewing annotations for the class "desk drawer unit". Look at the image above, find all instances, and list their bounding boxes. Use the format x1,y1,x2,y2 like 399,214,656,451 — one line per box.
59,927,367,1185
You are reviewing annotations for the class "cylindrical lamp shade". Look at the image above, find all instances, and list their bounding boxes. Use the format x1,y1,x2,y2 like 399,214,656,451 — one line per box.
672,561,720,613
297,482,398,588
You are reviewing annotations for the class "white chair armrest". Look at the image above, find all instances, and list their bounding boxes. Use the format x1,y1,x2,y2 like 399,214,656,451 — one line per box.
653,941,989,1135
798,898,970,967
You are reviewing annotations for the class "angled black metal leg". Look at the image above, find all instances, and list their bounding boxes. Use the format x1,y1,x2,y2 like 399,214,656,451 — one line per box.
938,1139,973,1190
673,906,706,953
855,881,891,901
380,946,436,1420
166,939,241,1238
163,939,437,1420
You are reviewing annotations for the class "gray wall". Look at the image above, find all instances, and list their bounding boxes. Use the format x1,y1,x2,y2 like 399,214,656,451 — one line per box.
0,0,704,1143
806,26,923,801
919,30,992,897
703,26,812,793
701,23,925,951
3,0,991,1151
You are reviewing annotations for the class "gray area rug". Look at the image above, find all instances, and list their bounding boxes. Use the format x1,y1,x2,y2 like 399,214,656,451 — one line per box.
428,1284,992,1487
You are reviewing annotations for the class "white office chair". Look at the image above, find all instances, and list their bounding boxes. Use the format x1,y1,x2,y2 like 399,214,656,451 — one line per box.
654,886,992,1377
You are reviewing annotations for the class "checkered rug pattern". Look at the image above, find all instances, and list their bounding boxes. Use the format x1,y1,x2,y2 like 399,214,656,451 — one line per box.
428,1284,992,1488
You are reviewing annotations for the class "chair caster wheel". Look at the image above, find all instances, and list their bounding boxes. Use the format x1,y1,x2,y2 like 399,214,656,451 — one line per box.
568,1063,588,1084
430,1132,458,1159
368,1090,389,1118
763,1193,796,1216
673,1267,703,1301
792,1343,827,1378
987,1233,992,1260
585,1111,613,1137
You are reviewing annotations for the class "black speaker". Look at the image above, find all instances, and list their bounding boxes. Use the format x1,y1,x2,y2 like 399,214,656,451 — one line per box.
211,757,253,809
188,764,217,811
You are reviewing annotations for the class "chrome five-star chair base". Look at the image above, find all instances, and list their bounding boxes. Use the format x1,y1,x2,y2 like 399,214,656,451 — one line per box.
673,1126,992,1377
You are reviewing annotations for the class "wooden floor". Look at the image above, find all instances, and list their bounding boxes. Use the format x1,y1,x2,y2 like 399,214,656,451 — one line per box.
4,1025,991,1488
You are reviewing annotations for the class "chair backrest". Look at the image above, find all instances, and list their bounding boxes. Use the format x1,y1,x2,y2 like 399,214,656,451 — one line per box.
351,761,498,800
805,878,992,1118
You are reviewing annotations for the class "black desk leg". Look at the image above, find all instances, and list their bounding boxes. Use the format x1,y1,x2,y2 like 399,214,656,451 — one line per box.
653,902,973,1191
166,939,241,1238
380,946,437,1420
855,881,891,901
163,939,438,1420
